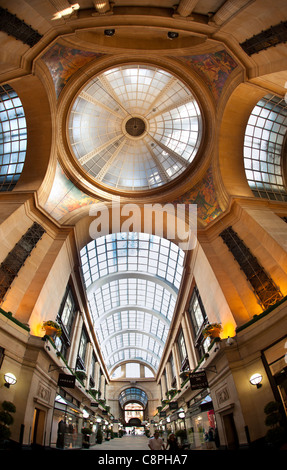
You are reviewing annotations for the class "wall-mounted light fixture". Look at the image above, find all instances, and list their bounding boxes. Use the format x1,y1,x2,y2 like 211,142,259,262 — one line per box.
4,372,17,388
167,31,179,39
249,373,263,389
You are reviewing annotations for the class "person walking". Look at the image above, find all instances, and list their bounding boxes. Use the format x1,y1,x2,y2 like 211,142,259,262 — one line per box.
148,431,165,450
166,433,179,450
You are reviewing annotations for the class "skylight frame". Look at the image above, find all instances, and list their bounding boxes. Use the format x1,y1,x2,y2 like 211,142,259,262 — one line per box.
119,387,148,408
68,64,202,191
80,232,185,372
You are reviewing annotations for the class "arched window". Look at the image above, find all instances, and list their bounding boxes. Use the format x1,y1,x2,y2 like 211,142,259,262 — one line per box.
0,85,27,191
244,94,287,201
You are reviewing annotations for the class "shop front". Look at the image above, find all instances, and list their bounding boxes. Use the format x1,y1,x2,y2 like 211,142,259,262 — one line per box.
50,392,83,449
185,394,218,450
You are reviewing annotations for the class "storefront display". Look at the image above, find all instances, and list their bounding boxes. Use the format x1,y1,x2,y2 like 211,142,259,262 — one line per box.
185,394,218,450
50,394,83,449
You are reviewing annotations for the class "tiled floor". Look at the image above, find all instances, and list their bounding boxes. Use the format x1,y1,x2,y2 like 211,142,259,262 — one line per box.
88,434,151,450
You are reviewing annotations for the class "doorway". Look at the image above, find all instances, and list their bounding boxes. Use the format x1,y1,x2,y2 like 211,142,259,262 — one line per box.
31,408,46,447
222,413,239,449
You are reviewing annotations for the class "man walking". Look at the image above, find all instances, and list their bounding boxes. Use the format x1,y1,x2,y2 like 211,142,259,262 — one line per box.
148,431,165,450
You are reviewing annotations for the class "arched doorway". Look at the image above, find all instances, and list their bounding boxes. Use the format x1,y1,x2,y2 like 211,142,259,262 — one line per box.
125,404,145,435
119,388,148,435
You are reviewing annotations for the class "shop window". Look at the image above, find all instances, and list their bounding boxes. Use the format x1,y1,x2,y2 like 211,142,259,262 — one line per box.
77,327,88,370
188,286,207,335
188,286,210,360
263,337,287,418
55,286,77,358
220,226,283,309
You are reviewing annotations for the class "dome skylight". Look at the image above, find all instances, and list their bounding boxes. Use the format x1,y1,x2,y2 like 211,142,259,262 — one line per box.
68,65,202,191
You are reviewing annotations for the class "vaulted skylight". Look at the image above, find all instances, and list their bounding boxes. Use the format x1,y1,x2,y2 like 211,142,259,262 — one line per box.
119,387,148,408
80,232,185,373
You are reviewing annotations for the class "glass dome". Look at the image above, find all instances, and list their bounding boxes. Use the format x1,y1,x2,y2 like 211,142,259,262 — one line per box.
68,65,202,191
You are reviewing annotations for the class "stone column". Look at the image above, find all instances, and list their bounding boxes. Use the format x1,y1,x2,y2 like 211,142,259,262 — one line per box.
161,374,167,400
68,311,83,370
85,342,93,386
100,373,105,399
94,362,100,391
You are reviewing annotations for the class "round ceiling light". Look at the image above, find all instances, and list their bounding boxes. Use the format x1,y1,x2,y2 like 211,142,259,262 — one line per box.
68,64,202,192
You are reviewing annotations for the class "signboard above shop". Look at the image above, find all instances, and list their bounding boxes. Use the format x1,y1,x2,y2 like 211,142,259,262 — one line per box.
189,370,208,390
57,373,76,389
169,401,179,410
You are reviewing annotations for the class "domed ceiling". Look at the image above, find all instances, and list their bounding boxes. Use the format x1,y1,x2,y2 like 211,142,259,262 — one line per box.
68,64,202,191
41,41,240,224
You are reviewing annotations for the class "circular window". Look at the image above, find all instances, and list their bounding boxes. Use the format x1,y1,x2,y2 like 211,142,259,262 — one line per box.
68,65,202,191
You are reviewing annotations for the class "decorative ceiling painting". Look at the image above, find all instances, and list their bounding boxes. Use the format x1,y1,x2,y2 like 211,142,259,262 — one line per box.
180,49,239,103
44,163,97,221
44,163,222,225
173,166,223,225
41,41,105,98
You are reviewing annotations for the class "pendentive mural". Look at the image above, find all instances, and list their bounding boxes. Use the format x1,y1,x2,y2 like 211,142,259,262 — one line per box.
41,41,105,98
180,50,238,102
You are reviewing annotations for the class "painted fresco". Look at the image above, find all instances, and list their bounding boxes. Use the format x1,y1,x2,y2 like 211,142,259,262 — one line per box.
44,163,96,221
172,167,222,224
41,42,104,98
180,50,238,102
44,164,222,224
